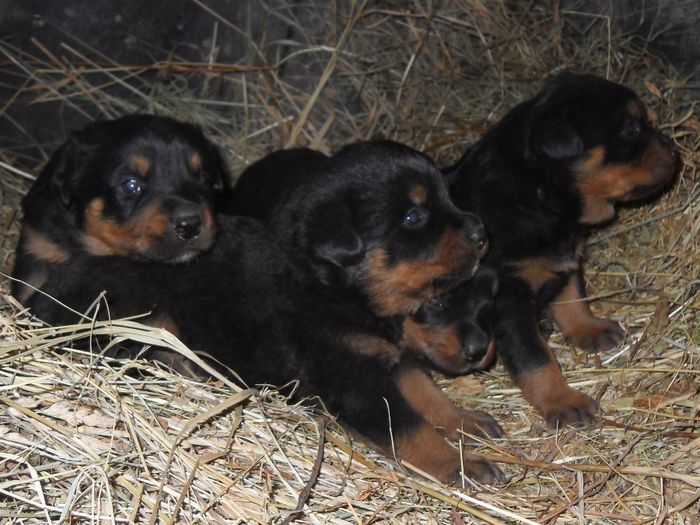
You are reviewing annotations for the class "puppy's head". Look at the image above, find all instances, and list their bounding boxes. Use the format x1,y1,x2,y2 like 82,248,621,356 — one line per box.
402,266,498,375
300,141,488,316
24,114,225,263
527,73,680,225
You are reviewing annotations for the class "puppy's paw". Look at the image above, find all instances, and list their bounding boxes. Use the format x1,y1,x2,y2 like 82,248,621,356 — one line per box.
457,409,504,440
447,456,506,486
568,317,624,353
538,386,601,428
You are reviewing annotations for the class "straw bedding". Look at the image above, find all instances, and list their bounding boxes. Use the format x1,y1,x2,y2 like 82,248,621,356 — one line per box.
0,2,697,523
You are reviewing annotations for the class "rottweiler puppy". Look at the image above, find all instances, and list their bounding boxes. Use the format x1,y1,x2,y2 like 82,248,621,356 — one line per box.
444,73,680,427
402,266,498,376
225,142,506,481
228,141,489,317
12,114,225,304
232,141,497,374
396,266,501,444
28,212,504,485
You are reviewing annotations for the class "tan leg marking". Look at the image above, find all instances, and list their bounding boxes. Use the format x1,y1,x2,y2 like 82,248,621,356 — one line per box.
550,274,624,353
396,367,503,440
518,357,600,428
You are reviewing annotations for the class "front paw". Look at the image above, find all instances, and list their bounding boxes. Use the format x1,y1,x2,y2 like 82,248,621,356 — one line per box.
458,409,504,440
538,387,601,428
567,318,624,353
444,455,506,486
438,409,504,441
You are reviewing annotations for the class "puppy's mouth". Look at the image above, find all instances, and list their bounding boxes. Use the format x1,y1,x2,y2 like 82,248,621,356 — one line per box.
449,339,497,375
620,181,669,202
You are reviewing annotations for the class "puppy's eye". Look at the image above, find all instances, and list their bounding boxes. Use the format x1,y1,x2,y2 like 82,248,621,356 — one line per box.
620,118,642,142
429,296,447,310
120,178,143,194
403,208,427,228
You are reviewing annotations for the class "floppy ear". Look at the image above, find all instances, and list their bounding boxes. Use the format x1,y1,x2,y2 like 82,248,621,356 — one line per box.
207,145,228,194
307,201,366,268
40,137,79,208
529,116,583,161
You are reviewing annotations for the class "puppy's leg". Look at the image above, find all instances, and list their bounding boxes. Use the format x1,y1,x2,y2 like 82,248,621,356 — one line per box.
550,271,624,353
496,276,600,428
394,418,503,485
334,360,503,484
395,365,503,441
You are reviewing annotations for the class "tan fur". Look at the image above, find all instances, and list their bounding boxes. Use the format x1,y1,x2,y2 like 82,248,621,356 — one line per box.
518,356,598,425
82,198,169,256
408,184,427,205
576,139,676,224
397,368,474,438
22,226,70,264
344,334,401,365
190,152,202,172
513,256,579,294
129,155,150,177
364,229,476,316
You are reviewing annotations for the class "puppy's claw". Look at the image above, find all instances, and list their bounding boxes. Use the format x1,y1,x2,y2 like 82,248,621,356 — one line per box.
450,457,506,486
458,409,504,439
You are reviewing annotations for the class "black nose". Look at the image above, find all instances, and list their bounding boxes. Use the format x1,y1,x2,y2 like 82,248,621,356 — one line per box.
173,213,202,240
462,327,489,361
463,212,488,256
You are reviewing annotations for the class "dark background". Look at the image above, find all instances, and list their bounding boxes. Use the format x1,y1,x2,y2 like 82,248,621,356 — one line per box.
1,0,698,155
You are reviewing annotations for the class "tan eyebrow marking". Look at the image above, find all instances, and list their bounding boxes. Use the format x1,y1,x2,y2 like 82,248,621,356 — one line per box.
409,184,427,205
190,152,202,172
130,155,150,177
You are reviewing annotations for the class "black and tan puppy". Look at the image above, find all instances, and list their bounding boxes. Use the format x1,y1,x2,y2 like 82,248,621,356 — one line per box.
445,73,680,427
226,142,504,479
12,114,225,304
27,143,504,484
229,141,489,317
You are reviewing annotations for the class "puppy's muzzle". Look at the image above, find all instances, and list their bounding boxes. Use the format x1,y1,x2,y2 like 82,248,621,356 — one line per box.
462,212,489,259
169,201,204,240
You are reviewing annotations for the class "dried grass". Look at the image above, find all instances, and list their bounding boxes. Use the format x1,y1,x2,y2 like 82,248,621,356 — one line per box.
0,1,698,523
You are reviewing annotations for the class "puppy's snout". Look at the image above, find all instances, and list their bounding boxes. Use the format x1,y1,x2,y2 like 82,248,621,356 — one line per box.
174,214,202,240
462,213,488,256
461,327,489,362
663,136,682,169
171,204,203,240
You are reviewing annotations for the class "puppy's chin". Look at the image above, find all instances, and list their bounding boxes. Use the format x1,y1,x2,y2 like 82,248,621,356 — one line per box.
161,248,206,264
621,181,669,202
436,341,497,376
431,263,479,295
132,235,215,264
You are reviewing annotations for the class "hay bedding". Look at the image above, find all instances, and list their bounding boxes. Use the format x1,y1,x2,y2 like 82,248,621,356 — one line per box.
0,1,698,523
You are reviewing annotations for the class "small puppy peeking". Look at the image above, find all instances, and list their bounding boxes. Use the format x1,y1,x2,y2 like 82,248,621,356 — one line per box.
402,266,498,376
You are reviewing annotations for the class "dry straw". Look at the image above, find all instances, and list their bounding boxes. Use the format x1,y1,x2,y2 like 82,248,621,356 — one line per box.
0,1,698,523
